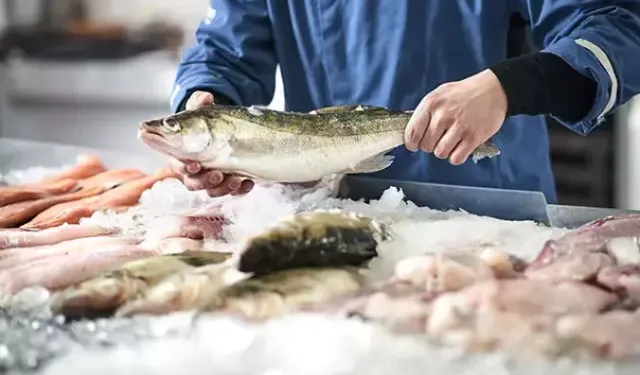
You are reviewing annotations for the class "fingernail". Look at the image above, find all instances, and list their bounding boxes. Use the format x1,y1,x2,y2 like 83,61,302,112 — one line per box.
185,163,200,174
208,172,223,185
228,179,241,190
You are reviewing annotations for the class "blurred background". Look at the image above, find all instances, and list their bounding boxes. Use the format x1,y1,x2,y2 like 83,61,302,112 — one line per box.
0,0,637,209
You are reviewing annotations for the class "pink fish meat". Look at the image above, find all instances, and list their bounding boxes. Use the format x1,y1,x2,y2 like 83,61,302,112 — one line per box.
0,243,158,295
0,225,116,250
144,215,226,244
0,236,139,271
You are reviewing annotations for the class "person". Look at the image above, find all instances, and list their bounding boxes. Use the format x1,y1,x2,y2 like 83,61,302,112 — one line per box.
168,1,640,203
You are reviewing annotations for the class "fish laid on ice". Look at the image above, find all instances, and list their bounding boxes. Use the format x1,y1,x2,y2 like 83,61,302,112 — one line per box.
143,215,226,244
138,104,500,183
29,154,107,185
0,235,139,271
0,224,114,250
0,169,145,229
22,168,177,230
52,250,231,318
116,261,240,317
0,240,158,296
237,210,389,275
200,267,366,321
0,178,78,207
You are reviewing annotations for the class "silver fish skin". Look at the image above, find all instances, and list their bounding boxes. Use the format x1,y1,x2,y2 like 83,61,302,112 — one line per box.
138,104,500,183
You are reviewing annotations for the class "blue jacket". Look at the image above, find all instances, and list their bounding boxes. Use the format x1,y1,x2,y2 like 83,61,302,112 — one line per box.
171,0,640,204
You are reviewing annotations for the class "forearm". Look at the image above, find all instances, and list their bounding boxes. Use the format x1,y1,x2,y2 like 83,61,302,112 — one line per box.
489,52,597,122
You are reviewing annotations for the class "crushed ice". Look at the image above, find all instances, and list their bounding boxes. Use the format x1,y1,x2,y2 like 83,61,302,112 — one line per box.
1,165,612,375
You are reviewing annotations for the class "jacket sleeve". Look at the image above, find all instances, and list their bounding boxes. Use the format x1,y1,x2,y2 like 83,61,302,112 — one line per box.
170,0,277,112
517,1,640,134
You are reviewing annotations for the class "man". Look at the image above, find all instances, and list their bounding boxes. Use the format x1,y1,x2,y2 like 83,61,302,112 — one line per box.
169,1,640,203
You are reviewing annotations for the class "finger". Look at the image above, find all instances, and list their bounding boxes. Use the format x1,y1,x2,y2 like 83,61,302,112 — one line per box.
225,175,244,191
230,180,255,196
433,126,464,160
186,91,215,110
181,170,223,191
207,184,233,197
449,139,476,166
420,112,453,153
404,99,433,152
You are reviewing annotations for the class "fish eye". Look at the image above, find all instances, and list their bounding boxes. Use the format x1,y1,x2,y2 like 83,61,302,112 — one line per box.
163,118,181,132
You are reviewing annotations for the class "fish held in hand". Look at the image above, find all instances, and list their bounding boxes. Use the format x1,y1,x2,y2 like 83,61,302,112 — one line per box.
138,104,501,183
237,210,390,275
52,251,231,319
200,267,366,321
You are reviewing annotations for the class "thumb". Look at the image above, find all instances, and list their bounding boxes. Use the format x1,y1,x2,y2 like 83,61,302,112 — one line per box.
186,91,215,110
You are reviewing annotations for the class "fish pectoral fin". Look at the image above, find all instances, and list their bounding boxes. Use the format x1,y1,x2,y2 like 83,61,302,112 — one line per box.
341,154,394,174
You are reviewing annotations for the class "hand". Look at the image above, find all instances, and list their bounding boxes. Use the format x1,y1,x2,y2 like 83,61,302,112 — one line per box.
172,91,255,197
404,69,508,165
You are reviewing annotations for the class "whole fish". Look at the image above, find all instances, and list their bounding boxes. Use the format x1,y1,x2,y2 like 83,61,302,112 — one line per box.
199,267,367,321
237,210,389,275
138,104,501,183
116,260,242,317
51,250,231,319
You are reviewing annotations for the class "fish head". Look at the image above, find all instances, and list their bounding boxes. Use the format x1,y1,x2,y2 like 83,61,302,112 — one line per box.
138,107,236,163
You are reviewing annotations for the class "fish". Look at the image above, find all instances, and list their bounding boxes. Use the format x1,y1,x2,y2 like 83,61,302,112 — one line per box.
51,251,232,319
0,178,78,207
236,210,389,275
0,169,146,228
116,260,239,317
0,235,138,271
22,168,176,230
138,104,501,183
0,224,114,250
0,239,157,297
199,267,367,321
28,154,106,185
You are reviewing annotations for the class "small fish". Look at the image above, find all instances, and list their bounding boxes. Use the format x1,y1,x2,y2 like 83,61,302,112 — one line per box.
116,259,239,317
138,104,500,183
199,267,366,321
51,251,231,319
237,210,390,275
0,179,78,207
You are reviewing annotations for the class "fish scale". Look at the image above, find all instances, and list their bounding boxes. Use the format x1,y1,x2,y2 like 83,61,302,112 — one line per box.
138,104,500,183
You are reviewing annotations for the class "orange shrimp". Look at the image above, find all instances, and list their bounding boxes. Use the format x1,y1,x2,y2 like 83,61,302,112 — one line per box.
22,168,177,230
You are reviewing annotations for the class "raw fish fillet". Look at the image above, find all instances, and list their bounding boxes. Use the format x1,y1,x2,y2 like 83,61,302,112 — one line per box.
0,242,157,295
0,169,146,228
556,311,640,360
29,154,106,185
0,236,139,271
22,168,177,230
51,250,231,319
525,252,615,282
143,215,226,244
0,224,114,250
0,179,78,207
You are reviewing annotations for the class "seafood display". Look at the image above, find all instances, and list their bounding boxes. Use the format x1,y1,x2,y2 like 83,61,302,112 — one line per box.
138,104,500,184
5,150,640,375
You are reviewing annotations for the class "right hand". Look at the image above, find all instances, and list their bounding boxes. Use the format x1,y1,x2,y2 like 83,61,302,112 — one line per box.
171,91,254,197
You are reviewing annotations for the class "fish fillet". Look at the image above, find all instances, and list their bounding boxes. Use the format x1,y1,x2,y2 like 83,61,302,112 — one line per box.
0,236,139,271
0,179,78,207
30,154,106,185
0,224,114,250
22,168,176,230
0,243,157,296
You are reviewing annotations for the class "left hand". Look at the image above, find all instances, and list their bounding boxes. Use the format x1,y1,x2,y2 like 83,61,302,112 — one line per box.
404,69,508,165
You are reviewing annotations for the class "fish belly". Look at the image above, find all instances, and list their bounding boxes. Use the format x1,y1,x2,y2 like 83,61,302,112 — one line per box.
230,132,403,182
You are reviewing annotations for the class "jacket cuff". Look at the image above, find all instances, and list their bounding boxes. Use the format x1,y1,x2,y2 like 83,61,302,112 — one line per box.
169,79,241,113
542,36,617,134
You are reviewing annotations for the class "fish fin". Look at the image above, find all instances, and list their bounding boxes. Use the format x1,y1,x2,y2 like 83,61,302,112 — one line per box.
340,154,394,174
313,105,361,114
470,141,501,163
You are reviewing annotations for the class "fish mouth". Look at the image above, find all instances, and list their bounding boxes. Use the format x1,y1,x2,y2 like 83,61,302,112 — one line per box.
138,128,207,163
